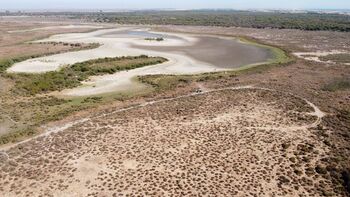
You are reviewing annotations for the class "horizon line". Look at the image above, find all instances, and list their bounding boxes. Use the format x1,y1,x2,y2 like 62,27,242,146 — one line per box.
1,8,350,12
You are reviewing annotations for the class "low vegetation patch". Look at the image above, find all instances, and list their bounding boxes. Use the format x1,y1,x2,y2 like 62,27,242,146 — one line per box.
239,37,291,65
319,53,350,64
0,128,36,145
10,55,167,95
145,37,164,41
0,57,33,73
322,78,350,92
0,95,93,145
82,96,103,103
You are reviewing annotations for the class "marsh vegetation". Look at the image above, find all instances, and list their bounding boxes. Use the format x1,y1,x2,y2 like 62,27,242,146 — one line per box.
0,54,166,144
322,78,350,92
144,37,164,41
0,42,100,73
9,55,166,95
319,53,350,64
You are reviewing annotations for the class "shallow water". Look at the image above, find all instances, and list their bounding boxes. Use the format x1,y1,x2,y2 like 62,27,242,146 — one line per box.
127,30,164,38
132,35,272,68
101,29,273,68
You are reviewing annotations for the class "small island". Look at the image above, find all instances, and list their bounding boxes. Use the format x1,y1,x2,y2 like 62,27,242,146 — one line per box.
145,37,164,41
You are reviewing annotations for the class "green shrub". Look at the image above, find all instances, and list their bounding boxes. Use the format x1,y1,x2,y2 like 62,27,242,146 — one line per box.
0,128,35,145
319,53,350,64
145,37,164,41
13,55,167,95
322,78,350,92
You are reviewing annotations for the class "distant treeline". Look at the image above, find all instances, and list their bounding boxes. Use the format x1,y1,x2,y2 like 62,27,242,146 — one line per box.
2,10,349,32
90,10,350,32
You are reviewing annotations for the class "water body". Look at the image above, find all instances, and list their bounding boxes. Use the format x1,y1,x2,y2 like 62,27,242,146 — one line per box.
101,29,273,69
132,36,272,69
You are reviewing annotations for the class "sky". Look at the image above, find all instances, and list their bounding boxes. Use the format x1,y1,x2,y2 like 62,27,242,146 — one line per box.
1,0,350,10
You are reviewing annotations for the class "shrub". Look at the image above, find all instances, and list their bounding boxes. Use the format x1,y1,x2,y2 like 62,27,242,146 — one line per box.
342,169,350,193
13,55,167,95
315,165,327,174
322,78,350,92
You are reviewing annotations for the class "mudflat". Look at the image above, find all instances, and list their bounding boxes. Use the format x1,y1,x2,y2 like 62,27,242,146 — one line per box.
133,36,272,68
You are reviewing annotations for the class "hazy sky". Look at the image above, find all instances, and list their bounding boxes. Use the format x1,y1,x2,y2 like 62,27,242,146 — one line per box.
2,0,350,10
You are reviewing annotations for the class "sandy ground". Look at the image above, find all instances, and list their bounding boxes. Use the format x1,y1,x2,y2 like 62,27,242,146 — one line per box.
0,87,334,196
7,27,272,96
